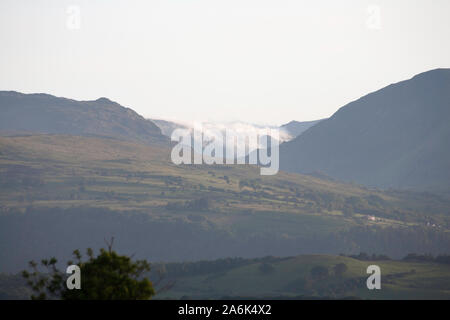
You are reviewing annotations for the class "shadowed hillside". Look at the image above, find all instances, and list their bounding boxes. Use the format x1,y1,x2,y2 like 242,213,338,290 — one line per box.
280,69,450,193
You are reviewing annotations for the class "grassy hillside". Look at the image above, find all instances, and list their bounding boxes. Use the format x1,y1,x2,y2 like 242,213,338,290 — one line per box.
1,134,450,272
156,254,450,300
3,254,449,299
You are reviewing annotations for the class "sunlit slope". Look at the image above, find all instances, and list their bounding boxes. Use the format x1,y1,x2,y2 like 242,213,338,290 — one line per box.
1,134,449,218
1,134,450,271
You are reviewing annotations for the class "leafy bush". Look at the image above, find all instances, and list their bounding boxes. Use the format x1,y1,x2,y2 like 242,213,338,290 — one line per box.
22,245,154,300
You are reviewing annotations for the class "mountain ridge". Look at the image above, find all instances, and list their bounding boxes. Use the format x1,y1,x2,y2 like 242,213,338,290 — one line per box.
280,119,324,138
280,68,450,192
0,91,168,146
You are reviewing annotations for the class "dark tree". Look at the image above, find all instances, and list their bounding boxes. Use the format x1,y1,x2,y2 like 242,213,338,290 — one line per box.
22,243,155,300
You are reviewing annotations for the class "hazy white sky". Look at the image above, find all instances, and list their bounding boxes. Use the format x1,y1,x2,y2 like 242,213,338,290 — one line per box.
1,0,449,125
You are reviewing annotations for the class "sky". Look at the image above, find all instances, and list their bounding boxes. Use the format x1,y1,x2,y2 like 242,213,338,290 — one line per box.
1,0,449,125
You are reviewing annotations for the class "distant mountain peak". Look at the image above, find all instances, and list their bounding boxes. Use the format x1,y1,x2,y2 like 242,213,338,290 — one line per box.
0,91,167,145
94,97,115,104
280,119,324,139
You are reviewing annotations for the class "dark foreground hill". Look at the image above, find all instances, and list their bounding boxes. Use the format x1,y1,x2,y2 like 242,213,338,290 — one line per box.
3,254,450,299
157,254,450,299
280,69,450,193
0,91,167,145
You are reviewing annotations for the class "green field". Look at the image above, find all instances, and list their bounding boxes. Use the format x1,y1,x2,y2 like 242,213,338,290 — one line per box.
1,134,449,227
156,254,450,300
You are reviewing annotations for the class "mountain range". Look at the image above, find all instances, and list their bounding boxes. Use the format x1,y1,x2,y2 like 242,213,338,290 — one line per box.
1,69,450,273
2,69,449,193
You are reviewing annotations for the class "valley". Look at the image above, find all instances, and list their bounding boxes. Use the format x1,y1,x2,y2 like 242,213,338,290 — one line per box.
1,134,449,273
